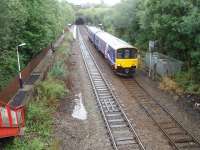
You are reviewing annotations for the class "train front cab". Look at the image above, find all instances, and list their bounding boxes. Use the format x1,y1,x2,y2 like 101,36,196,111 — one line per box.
114,48,138,76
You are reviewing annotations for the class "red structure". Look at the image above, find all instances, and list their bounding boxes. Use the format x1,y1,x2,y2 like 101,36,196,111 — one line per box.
0,101,25,138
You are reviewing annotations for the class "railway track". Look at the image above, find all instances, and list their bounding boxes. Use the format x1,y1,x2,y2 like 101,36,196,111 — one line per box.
121,78,200,150
77,27,145,150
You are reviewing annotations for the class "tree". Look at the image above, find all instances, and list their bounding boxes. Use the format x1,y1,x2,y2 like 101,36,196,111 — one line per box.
0,0,75,90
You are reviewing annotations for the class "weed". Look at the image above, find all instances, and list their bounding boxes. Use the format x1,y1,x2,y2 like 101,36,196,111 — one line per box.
159,76,183,95
36,77,66,103
49,60,66,79
175,71,200,94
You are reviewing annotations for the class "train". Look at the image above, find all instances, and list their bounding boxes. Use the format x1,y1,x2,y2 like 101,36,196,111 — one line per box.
87,26,139,76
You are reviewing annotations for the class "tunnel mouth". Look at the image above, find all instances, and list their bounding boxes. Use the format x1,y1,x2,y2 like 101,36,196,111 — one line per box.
75,17,85,25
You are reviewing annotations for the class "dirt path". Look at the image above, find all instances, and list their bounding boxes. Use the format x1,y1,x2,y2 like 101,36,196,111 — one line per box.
53,38,113,150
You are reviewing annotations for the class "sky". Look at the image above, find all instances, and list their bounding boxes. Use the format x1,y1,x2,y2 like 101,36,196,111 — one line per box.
66,0,121,6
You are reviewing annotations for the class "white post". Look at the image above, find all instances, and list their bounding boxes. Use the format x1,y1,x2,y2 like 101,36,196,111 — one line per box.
149,52,152,77
16,43,26,88
16,46,23,88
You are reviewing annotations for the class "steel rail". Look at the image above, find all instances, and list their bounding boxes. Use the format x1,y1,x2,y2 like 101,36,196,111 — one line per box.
78,27,118,149
78,27,145,150
122,78,200,150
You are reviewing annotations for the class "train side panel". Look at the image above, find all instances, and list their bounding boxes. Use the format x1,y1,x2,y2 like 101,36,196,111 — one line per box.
106,46,115,66
94,34,115,66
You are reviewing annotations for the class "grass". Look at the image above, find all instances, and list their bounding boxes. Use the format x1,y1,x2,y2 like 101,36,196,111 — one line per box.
4,32,73,149
159,70,200,95
174,71,200,94
159,76,183,95
49,60,66,79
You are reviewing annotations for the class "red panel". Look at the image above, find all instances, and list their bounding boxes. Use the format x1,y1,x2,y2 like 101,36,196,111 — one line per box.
0,106,2,126
6,105,12,127
0,127,19,138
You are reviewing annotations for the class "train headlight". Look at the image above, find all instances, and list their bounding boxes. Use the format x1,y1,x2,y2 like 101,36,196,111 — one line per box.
115,64,120,69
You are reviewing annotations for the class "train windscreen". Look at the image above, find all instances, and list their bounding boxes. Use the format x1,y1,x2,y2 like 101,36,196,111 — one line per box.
117,48,137,59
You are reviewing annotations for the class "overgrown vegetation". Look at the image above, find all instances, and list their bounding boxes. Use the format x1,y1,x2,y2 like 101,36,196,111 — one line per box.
78,0,200,94
5,78,66,150
0,0,75,90
4,32,72,149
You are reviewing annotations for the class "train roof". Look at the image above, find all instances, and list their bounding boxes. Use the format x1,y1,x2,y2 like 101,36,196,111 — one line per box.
87,26,136,50
96,32,135,50
87,26,101,34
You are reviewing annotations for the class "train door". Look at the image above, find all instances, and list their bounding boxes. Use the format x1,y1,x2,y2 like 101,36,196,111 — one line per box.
105,44,109,59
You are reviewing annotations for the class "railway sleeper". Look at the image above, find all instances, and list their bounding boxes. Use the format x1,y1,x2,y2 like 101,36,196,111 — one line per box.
103,106,118,112
158,121,176,129
106,112,121,117
95,85,107,89
101,100,115,104
102,104,117,108
115,136,134,142
110,123,127,128
177,143,200,150
172,135,194,143
99,96,113,99
108,118,124,123
104,109,120,113
100,99,115,103
165,127,185,135
118,144,140,150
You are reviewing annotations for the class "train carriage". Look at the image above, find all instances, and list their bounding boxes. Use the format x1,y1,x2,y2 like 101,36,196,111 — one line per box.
87,26,101,43
87,26,138,76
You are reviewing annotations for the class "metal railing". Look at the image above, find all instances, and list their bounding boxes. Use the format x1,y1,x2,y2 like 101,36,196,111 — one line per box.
142,52,183,78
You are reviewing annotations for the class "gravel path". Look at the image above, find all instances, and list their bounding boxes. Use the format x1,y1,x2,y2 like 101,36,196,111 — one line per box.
53,38,113,150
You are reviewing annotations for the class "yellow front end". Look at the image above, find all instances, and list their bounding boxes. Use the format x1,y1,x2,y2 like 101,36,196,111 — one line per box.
115,59,138,69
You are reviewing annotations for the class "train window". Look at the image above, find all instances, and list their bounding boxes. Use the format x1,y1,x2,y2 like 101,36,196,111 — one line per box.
129,49,137,58
124,49,130,58
117,50,123,59
117,49,137,59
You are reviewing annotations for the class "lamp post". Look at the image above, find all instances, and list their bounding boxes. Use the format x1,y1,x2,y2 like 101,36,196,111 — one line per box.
16,43,26,88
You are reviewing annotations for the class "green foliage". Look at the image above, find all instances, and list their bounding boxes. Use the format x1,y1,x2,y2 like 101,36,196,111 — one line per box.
175,70,200,94
57,33,73,56
49,32,73,80
49,60,66,79
79,0,200,93
5,138,44,150
0,0,75,91
36,78,66,101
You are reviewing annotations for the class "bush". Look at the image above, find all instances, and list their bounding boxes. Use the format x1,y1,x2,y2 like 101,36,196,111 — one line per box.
56,33,73,57
175,71,200,94
159,76,183,95
36,77,66,102
5,138,44,150
49,60,66,79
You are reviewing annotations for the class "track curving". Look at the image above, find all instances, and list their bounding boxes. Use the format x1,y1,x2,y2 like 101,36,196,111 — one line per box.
77,26,145,150
121,78,200,150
